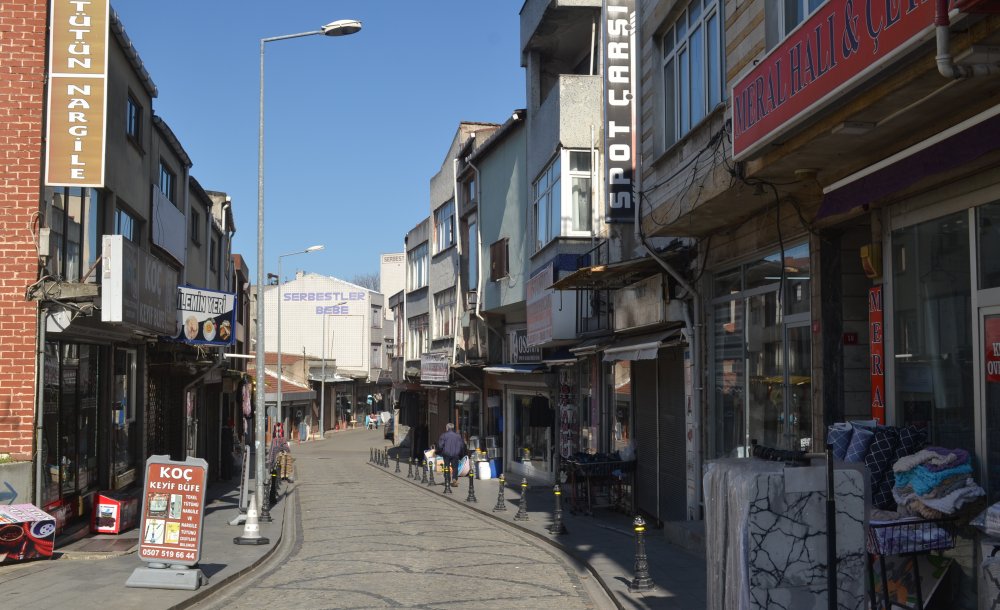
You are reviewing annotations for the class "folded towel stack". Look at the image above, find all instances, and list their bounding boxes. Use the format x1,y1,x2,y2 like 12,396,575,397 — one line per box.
892,447,984,519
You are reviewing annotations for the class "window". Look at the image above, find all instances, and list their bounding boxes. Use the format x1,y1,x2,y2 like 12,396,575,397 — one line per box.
533,154,560,251
159,161,176,205
190,210,201,245
661,0,723,147
407,242,428,290
467,215,478,290
44,187,102,282
115,203,140,244
434,200,456,253
210,233,219,272
490,238,509,281
406,314,429,360
766,0,825,50
433,289,456,339
569,151,592,232
532,149,594,252
126,93,142,146
371,344,382,369
371,305,382,329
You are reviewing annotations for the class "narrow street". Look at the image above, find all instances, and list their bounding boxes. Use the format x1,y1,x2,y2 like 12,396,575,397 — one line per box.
196,429,612,609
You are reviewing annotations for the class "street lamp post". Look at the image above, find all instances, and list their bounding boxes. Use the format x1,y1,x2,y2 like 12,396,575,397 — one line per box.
276,245,324,441
254,19,361,516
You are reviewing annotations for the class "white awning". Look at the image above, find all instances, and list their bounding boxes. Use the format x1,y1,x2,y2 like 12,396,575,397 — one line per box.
602,328,684,362
482,363,547,374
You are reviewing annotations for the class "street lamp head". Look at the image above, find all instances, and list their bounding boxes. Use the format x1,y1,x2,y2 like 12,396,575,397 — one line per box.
322,19,362,37
305,244,325,253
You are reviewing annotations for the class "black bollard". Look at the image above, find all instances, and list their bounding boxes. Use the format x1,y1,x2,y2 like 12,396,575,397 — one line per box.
260,473,274,522
443,461,452,494
428,461,436,486
384,447,391,469
369,447,374,463
407,458,414,479
547,484,568,535
628,516,655,592
514,477,529,521
493,475,507,512
466,469,478,503
420,460,428,484
394,453,401,473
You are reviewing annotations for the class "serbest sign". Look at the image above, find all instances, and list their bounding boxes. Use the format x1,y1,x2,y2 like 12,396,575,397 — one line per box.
45,0,110,187
731,0,937,159
603,0,637,223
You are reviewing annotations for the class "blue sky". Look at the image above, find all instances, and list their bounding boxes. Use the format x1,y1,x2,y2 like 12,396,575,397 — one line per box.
111,1,526,286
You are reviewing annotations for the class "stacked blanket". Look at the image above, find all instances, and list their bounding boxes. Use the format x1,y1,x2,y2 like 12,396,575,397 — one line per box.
892,447,984,519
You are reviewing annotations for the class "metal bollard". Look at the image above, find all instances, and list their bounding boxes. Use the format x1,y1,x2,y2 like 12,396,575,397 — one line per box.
384,447,391,469
547,484,567,535
466,468,477,503
428,461,436,486
628,516,655,592
443,461,452,494
394,453,401,473
492,475,507,512
369,447,374,463
513,478,529,521
420,460,428,484
407,458,414,479
260,472,274,522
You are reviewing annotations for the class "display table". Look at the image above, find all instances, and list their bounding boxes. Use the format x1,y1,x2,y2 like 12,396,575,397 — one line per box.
0,504,56,564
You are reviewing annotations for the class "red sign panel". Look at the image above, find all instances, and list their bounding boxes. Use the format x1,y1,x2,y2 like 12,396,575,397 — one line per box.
986,317,1000,383
869,286,885,424
137,456,208,566
731,0,938,159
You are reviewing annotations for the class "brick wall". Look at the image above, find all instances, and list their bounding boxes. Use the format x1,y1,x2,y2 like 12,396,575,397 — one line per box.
0,0,46,460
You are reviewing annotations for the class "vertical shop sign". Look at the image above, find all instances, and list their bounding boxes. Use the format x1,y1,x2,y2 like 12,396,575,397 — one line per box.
869,286,885,424
45,0,110,187
986,317,1000,383
136,456,207,566
603,0,637,223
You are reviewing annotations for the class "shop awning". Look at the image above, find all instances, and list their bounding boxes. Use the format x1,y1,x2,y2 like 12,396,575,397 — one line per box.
542,347,577,366
569,336,611,356
482,363,547,374
550,256,663,291
602,328,684,362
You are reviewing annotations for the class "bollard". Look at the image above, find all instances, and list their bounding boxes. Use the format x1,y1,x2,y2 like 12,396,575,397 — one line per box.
466,469,478,503
514,477,529,521
629,516,655,592
547,484,567,535
395,453,401,473
369,447,374,463
493,475,507,512
384,447,391,469
443,461,452,494
420,460,428,484
260,472,274,523
428,461,436,486
407,458,414,479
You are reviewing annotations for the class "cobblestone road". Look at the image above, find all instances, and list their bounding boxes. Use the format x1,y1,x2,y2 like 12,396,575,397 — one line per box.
197,429,610,609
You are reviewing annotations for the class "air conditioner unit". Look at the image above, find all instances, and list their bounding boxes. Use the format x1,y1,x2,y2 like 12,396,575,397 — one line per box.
465,290,478,308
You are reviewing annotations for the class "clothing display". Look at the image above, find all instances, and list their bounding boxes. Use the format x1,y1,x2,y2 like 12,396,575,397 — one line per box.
827,422,927,510
892,446,984,519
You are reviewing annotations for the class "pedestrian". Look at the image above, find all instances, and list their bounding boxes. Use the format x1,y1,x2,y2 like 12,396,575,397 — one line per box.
436,423,465,486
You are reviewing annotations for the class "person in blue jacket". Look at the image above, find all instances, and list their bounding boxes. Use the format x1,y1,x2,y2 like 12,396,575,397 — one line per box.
437,423,466,486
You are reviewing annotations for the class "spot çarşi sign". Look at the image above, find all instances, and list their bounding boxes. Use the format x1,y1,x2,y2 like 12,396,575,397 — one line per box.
603,0,636,223
137,456,207,565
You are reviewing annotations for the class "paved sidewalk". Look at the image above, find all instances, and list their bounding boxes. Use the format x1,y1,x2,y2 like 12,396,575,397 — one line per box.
373,447,707,610
0,467,291,609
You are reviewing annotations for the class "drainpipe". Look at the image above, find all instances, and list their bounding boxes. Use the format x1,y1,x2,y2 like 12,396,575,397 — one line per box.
936,0,1000,78
34,307,47,506
453,157,462,368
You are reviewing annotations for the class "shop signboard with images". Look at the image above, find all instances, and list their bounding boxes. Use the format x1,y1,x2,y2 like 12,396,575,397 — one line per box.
172,286,236,346
0,504,56,564
136,456,207,566
987,316,1000,383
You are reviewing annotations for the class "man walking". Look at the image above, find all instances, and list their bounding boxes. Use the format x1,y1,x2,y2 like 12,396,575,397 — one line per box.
437,423,465,486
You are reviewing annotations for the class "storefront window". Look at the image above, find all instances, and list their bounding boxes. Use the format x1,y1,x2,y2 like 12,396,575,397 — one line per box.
41,343,59,507
610,361,631,453
455,390,480,441
892,211,974,451
113,348,138,483
511,392,553,473
709,242,811,456
978,201,1000,290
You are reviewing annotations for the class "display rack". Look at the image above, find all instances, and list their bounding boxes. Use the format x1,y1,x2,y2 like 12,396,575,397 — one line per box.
562,458,634,515
867,517,957,610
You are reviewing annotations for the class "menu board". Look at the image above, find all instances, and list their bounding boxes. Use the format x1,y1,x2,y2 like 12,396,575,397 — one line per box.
0,504,56,564
137,455,207,566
